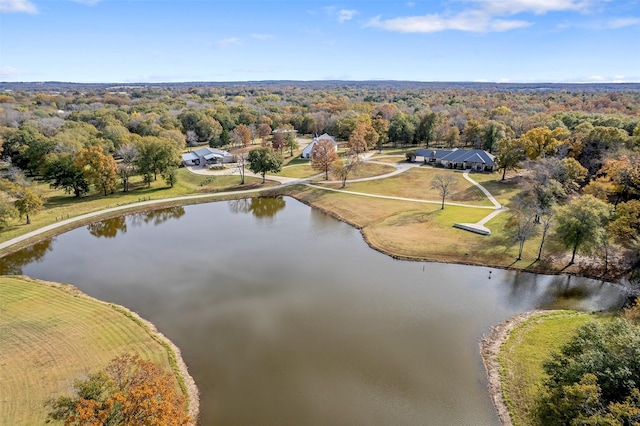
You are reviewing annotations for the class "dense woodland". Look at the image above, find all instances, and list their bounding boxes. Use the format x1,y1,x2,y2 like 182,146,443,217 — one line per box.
1,82,639,282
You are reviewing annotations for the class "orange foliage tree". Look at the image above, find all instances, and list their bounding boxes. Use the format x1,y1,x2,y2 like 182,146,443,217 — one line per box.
47,353,192,426
310,138,338,180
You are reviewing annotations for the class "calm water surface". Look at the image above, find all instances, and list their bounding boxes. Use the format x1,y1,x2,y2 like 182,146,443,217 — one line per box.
2,197,627,425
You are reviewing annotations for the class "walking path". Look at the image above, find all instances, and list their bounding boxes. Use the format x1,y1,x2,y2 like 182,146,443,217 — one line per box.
0,156,507,252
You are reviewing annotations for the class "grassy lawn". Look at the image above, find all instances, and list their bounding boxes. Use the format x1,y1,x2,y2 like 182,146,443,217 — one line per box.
0,276,189,425
276,163,319,178
470,171,523,207
498,311,600,426
320,167,493,206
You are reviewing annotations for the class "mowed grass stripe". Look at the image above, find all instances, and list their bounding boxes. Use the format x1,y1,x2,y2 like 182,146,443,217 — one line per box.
0,276,182,425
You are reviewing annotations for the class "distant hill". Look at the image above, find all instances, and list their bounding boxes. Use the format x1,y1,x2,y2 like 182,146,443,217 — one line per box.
1,80,639,93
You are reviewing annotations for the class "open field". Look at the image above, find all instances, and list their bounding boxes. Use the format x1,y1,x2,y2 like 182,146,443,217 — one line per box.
320,167,494,206
498,311,601,425
0,276,193,425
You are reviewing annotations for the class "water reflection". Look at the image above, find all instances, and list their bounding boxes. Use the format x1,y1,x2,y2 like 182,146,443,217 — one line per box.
87,216,127,239
1,198,627,426
228,196,286,224
0,238,53,275
129,206,185,227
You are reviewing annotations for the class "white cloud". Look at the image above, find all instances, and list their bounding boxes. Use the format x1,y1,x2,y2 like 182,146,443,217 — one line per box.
367,0,595,33
0,66,20,76
605,17,640,29
0,0,37,13
337,9,358,23
70,0,102,5
367,11,531,33
217,37,241,49
477,0,594,15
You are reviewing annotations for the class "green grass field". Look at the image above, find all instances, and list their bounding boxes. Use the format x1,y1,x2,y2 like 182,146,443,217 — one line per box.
498,311,598,425
0,276,189,425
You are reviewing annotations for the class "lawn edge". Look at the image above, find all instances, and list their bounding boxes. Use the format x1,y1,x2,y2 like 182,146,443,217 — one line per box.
479,310,553,426
4,275,200,424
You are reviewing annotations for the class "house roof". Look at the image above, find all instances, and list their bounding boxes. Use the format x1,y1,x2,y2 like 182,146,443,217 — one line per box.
441,149,495,166
415,149,453,158
181,152,198,161
316,133,336,142
193,147,232,157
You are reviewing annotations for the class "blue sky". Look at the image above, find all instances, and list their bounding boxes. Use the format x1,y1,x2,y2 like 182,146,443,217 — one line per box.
1,0,639,83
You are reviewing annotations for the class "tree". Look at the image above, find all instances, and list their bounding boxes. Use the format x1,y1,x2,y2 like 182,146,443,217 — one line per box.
431,173,457,210
482,120,507,153
44,154,90,197
496,137,525,181
348,123,370,158
47,353,192,426
331,154,359,188
521,126,568,160
247,147,283,184
310,138,339,180
599,154,640,206
75,146,118,196
235,151,248,184
285,132,299,157
416,111,441,148
257,123,272,144
0,191,17,233
506,210,538,260
115,144,138,193
554,195,611,264
609,199,640,251
388,112,415,147
232,124,251,147
535,319,640,425
14,187,43,224
135,137,180,186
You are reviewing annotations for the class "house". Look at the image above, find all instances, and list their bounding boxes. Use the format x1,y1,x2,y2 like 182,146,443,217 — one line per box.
415,148,496,172
301,133,337,159
181,147,234,167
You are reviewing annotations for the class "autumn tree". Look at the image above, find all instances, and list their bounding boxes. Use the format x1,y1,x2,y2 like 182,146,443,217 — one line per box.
248,147,283,184
431,173,457,210
46,353,192,426
14,187,43,224
257,123,272,145
75,145,118,196
554,195,611,264
521,126,568,160
609,199,640,252
599,154,640,206
232,124,252,147
496,137,525,181
482,120,508,153
348,123,369,158
310,138,339,180
331,153,359,188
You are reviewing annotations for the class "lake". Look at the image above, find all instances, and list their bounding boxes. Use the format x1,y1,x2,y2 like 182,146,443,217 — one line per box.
1,196,627,425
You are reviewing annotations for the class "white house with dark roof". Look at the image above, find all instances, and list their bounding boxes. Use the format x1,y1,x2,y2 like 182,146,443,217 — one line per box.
301,133,337,159
415,148,496,172
181,147,234,167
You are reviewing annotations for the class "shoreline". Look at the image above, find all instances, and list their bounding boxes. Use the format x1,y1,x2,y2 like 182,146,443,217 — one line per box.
16,276,200,424
479,310,552,426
